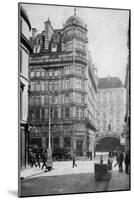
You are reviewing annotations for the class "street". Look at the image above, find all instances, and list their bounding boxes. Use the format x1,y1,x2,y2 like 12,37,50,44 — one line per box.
21,153,130,197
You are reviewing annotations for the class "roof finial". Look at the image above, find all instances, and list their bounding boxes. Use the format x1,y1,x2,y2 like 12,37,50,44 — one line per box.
74,7,76,16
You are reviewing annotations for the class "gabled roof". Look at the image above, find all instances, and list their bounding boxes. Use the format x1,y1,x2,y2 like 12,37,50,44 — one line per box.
98,77,123,89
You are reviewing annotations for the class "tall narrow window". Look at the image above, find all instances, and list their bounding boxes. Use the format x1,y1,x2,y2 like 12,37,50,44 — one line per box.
42,109,44,119
30,71,34,78
54,81,58,91
49,70,53,77
65,66,70,75
41,82,44,91
36,82,40,91
36,71,40,77
65,79,70,89
54,108,58,119
65,94,70,103
65,108,70,118
49,81,53,91
30,82,35,91
35,109,40,119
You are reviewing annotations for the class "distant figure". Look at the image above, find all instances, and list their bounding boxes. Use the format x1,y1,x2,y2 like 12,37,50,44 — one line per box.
36,151,41,168
72,153,77,168
107,156,113,170
87,150,90,159
108,151,111,158
114,151,120,168
125,151,130,174
119,151,124,172
100,155,103,164
89,150,92,160
30,152,37,167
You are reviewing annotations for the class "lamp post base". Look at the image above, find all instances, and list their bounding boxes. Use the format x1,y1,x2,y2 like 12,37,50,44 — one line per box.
47,148,53,171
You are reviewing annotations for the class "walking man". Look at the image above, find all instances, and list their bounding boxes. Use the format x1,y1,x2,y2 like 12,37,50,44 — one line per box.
42,151,48,170
72,153,77,168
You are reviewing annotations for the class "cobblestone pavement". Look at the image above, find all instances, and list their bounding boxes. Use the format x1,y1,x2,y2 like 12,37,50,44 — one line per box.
20,154,130,197
21,170,130,197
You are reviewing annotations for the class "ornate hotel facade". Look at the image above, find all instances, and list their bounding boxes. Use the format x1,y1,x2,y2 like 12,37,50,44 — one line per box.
28,12,98,156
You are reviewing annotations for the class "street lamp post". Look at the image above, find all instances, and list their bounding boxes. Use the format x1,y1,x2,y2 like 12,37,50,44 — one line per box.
46,92,56,171
46,95,53,171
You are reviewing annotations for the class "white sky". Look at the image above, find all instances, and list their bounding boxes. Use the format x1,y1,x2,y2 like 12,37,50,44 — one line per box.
23,4,129,84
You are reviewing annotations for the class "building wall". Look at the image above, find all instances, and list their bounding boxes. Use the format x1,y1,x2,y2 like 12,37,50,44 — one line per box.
29,14,97,156
20,6,31,169
97,86,126,134
125,64,130,152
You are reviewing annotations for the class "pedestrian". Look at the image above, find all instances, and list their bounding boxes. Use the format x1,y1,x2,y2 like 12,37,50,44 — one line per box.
90,150,92,160
29,151,33,167
36,151,41,168
108,151,111,158
124,151,130,174
114,151,120,168
42,151,48,170
118,151,124,172
30,152,37,167
107,156,113,170
87,150,90,159
100,155,103,164
72,153,77,168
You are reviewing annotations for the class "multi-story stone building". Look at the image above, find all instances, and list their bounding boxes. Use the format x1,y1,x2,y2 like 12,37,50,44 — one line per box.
28,11,97,156
97,76,126,134
19,6,32,169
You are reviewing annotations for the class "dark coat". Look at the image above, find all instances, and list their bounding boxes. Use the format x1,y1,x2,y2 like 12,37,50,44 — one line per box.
119,152,124,162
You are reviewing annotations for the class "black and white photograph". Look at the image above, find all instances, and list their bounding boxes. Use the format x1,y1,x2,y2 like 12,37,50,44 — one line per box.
19,2,130,197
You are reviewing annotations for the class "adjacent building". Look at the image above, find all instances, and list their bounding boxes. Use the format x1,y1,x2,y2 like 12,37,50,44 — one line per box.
124,18,130,153
28,11,98,156
19,6,32,169
97,76,126,135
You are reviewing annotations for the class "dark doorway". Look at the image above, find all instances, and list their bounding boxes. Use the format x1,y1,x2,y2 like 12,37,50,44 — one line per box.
76,140,83,156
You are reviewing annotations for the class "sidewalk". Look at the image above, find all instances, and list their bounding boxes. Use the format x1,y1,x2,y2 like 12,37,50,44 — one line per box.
20,156,118,180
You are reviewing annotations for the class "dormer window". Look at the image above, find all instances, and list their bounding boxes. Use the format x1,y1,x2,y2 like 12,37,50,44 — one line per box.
51,43,57,52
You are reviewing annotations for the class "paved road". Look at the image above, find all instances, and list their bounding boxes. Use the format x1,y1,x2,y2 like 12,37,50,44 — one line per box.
20,154,130,197
21,171,129,197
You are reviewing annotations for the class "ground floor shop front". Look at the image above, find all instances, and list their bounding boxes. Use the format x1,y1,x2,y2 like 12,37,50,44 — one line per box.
29,122,96,157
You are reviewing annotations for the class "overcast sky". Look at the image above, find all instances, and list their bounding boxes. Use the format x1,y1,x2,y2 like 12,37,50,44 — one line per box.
23,4,129,84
